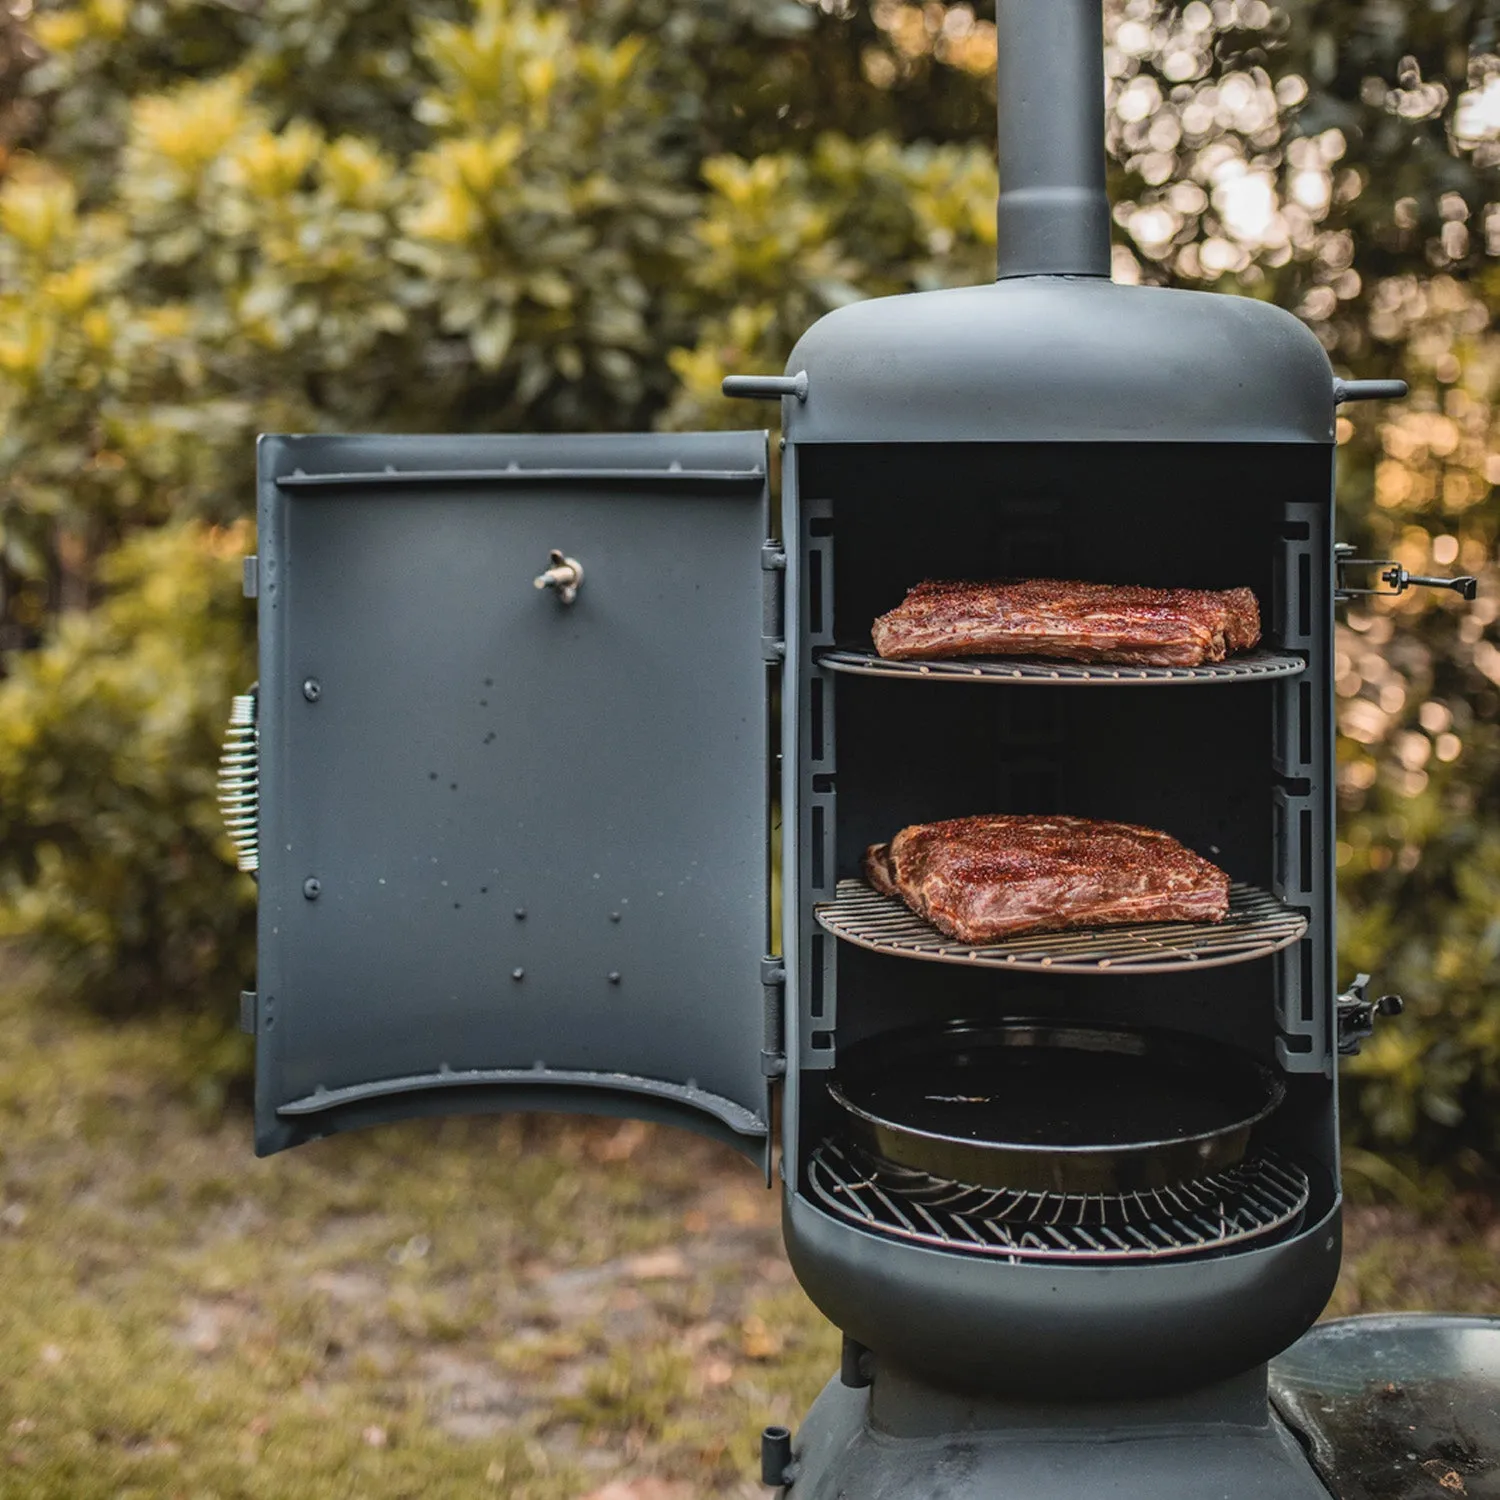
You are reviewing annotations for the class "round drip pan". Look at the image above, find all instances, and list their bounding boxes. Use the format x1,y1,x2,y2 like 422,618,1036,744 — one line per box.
826,1019,1284,1196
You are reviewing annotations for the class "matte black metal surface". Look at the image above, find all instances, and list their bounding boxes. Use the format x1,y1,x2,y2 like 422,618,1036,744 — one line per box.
781,280,1336,445
807,1138,1309,1262
785,1368,1333,1500
253,431,774,1159
1271,1315,1500,1500
995,0,1110,279
817,879,1308,974
1336,379,1410,404
783,1186,1343,1398
824,1020,1283,1193
817,644,1307,684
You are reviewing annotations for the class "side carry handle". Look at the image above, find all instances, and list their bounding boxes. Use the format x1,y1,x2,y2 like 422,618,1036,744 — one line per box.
723,371,809,402
1334,379,1408,404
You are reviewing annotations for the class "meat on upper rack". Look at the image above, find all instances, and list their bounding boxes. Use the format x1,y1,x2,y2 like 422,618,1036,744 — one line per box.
871,579,1261,667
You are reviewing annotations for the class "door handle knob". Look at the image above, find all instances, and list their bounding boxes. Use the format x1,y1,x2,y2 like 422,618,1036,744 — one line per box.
534,549,583,605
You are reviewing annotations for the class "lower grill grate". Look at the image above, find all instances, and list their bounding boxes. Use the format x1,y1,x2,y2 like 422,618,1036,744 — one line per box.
816,879,1308,974
817,646,1307,686
807,1138,1310,1263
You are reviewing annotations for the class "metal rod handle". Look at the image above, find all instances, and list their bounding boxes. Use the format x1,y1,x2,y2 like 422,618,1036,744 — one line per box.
722,371,809,402
1403,572,1479,601
1335,548,1478,603
1334,379,1409,404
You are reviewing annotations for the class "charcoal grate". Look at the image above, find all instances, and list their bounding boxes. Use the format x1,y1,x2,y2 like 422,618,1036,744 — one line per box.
817,646,1305,685
806,1138,1310,1263
815,880,1307,974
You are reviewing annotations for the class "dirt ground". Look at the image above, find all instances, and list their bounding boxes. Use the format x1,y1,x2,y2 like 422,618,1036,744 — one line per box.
2,954,1498,1499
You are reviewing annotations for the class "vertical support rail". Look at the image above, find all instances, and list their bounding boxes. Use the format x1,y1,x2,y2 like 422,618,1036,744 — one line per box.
800,500,838,1073
1271,503,1332,1075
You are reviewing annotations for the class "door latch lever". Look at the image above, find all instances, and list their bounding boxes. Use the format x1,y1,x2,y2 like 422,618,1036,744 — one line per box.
534,549,584,604
1336,544,1477,603
1337,973,1403,1056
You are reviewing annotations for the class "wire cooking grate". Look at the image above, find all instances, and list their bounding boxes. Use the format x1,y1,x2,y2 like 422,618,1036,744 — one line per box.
806,1138,1310,1263
816,646,1306,685
815,879,1307,974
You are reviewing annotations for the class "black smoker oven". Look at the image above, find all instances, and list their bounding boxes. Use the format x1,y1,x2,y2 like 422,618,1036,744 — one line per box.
226,2,1496,1494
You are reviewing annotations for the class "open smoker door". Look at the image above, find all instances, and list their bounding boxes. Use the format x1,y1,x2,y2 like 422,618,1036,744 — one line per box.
252,431,775,1166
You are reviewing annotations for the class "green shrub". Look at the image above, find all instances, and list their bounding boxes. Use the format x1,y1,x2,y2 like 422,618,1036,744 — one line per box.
0,522,255,1047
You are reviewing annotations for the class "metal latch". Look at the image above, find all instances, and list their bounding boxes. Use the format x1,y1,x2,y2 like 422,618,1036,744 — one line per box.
1335,544,1477,603
1337,973,1403,1056
534,549,583,604
762,542,787,662
760,956,787,1077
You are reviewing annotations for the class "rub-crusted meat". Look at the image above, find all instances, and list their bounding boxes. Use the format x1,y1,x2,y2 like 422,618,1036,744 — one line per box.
871,579,1261,667
863,815,1230,945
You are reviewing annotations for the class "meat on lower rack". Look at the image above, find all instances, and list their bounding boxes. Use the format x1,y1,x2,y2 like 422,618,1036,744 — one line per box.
863,814,1231,945
871,579,1261,667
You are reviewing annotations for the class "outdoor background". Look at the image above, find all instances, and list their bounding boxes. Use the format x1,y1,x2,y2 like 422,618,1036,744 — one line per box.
0,0,1498,1495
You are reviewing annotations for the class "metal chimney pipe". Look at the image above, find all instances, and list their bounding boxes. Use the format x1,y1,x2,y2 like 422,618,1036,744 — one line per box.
995,0,1112,280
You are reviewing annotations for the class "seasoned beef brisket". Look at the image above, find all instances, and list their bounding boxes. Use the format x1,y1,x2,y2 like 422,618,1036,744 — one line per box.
871,579,1261,667
863,815,1230,944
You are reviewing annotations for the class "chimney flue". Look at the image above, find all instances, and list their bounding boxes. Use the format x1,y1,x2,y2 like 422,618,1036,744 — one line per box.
995,0,1112,280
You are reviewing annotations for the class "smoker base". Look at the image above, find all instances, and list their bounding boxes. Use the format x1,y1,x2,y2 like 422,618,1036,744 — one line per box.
782,1363,1331,1500
783,1182,1342,1397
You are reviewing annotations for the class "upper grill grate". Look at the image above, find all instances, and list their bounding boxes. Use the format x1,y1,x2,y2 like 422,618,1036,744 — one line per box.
807,1138,1310,1263
816,880,1307,974
816,646,1306,686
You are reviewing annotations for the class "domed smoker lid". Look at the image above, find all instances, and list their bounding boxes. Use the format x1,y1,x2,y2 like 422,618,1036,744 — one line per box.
783,278,1336,446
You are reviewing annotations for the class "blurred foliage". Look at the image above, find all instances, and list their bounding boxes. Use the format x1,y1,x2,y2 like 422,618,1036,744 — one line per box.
665,134,996,429
0,522,255,1088
0,1,41,166
0,0,1498,1157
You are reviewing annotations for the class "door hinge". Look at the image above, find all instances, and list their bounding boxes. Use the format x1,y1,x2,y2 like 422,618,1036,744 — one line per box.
761,956,787,1076
239,990,259,1035
243,555,259,598
761,542,786,662
761,1424,800,1487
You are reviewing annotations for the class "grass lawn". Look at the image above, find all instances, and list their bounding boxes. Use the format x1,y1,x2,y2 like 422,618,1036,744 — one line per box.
3,949,1498,1499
